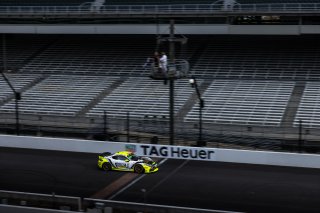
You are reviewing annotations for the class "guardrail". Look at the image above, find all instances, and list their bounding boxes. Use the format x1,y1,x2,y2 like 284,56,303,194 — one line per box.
83,198,243,213
0,3,319,15
0,190,243,213
0,190,82,211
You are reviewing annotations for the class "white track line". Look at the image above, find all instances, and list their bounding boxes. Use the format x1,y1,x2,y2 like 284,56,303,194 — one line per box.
146,159,189,195
109,158,168,200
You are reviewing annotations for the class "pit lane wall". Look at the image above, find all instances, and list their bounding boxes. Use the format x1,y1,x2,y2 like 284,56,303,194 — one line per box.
0,134,319,169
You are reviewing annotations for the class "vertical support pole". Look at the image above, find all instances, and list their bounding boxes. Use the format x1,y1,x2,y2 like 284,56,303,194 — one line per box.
127,111,130,142
169,19,175,66
169,19,175,146
77,197,83,212
298,119,302,152
199,100,203,146
190,77,205,147
169,79,174,146
2,34,20,135
15,93,20,135
103,110,107,140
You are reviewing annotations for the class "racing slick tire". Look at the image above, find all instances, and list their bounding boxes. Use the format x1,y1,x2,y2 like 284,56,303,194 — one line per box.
102,162,112,171
134,164,145,174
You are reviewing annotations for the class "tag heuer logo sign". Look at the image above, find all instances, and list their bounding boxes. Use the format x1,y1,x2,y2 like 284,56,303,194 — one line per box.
138,144,215,161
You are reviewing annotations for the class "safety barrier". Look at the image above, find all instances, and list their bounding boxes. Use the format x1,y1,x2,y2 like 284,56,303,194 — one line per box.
0,134,319,168
0,190,81,212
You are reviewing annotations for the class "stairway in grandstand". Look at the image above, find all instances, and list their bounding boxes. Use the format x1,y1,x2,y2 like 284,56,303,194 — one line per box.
77,77,126,116
86,77,195,119
0,35,59,72
294,82,320,128
176,78,212,121
280,81,305,128
0,73,44,104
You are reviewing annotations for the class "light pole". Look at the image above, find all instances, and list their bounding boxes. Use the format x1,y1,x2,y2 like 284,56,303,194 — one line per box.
2,34,21,135
151,19,189,146
189,76,205,147
168,19,175,146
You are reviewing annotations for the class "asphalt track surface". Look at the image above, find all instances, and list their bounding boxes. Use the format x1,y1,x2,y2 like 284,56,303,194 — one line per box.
0,147,320,213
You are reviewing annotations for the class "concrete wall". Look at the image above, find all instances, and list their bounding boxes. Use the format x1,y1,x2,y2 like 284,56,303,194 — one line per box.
1,134,319,169
0,24,318,35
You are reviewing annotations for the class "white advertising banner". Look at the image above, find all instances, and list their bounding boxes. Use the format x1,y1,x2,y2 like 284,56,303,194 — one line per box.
125,143,216,161
1,134,320,168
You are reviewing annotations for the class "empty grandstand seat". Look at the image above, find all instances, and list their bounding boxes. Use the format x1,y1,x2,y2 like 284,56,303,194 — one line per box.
18,35,194,77
0,35,58,71
0,74,42,103
185,80,294,126
103,0,212,5
191,35,320,81
237,0,319,3
294,82,320,128
87,77,195,118
0,0,90,6
0,75,119,116
18,35,157,76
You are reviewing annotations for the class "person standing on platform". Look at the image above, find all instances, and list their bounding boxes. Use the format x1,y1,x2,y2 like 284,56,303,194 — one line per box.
159,52,168,77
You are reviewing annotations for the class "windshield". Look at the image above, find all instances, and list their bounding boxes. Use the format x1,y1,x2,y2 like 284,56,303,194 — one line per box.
128,153,139,161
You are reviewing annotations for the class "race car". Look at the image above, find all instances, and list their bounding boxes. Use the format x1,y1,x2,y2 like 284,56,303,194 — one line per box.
97,151,158,174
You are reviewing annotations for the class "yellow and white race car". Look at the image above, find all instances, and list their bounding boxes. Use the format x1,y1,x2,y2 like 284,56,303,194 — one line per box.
98,151,158,174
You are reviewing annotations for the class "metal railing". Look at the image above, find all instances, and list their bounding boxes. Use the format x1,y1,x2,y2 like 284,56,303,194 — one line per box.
0,190,82,211
0,3,319,15
0,190,243,213
0,112,319,153
83,198,242,213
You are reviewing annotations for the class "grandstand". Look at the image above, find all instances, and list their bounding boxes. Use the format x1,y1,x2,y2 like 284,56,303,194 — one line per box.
192,35,320,80
0,34,319,149
294,82,320,128
0,0,320,152
87,77,196,118
0,73,42,103
18,35,156,76
0,35,58,71
185,80,294,126
0,75,119,116
0,0,90,6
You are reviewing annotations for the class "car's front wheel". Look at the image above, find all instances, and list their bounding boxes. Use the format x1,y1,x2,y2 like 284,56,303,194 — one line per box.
134,164,145,174
102,162,112,171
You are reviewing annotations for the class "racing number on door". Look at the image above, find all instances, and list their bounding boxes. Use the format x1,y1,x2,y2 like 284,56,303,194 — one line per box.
113,155,130,169
115,162,129,168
